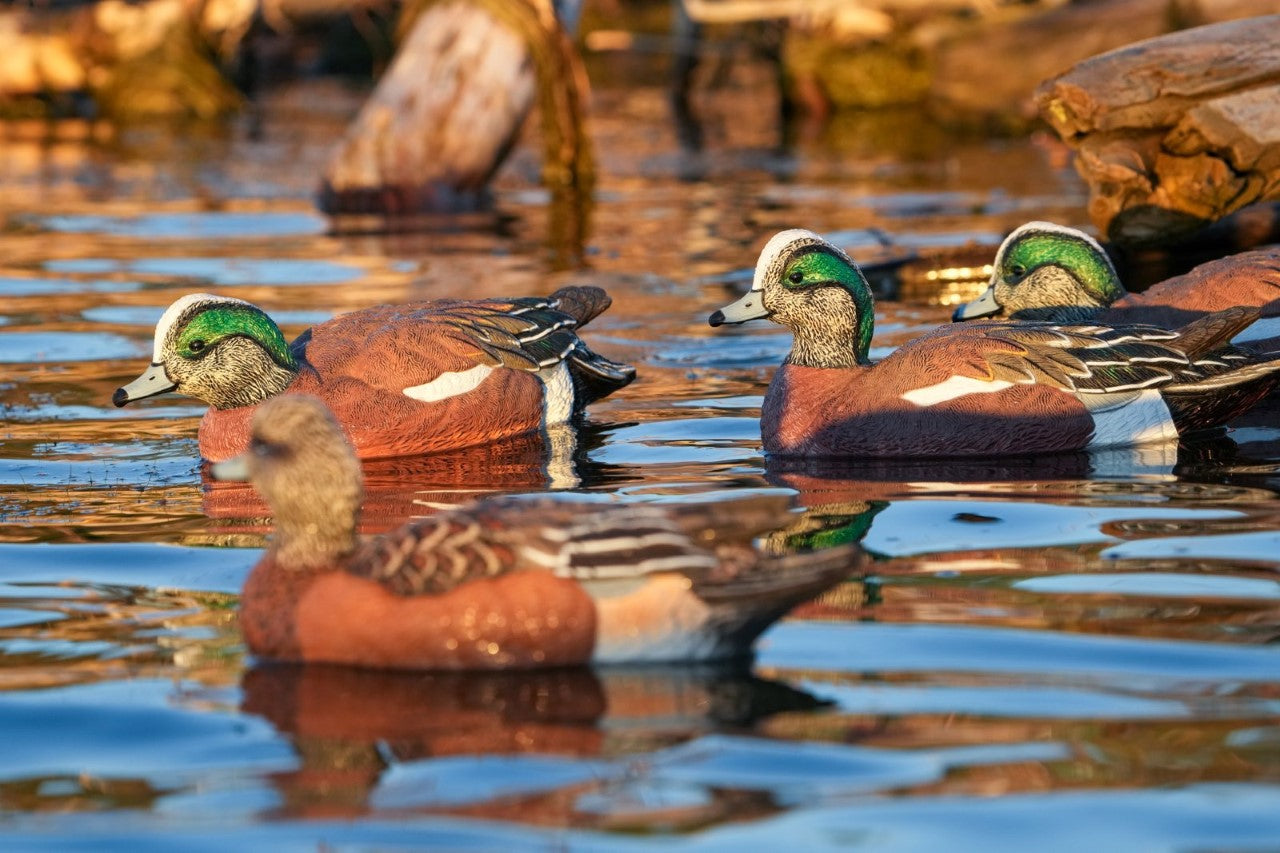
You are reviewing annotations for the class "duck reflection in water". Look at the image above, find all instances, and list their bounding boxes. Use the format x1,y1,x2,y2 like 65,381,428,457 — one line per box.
201,421,621,536
240,662,829,822
763,451,1280,629
764,437,1280,510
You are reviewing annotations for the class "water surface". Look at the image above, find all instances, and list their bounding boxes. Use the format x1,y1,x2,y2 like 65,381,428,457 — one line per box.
0,68,1278,849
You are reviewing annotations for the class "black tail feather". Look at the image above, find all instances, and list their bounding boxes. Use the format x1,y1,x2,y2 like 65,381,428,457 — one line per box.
1163,345,1280,432
551,285,613,325
1172,306,1261,359
568,342,637,407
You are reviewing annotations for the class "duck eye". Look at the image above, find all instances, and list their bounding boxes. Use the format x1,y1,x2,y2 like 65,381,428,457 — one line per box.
1010,264,1027,278
188,339,207,353
788,270,804,284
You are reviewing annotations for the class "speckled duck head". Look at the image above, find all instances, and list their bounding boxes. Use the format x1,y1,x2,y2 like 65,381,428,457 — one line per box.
953,222,1125,323
708,229,874,369
113,293,299,410
211,394,363,570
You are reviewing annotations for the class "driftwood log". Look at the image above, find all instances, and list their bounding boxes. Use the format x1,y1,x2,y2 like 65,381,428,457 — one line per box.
1035,15,1280,247
318,0,591,215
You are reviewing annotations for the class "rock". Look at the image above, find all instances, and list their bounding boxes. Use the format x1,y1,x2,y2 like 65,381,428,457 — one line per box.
1036,14,1280,246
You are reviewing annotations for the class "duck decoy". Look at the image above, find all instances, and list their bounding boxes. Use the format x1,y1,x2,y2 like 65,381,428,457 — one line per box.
114,288,635,461
952,221,1280,347
708,228,1280,458
212,394,858,669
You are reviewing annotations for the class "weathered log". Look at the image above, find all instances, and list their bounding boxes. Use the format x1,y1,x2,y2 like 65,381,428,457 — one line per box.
318,0,591,215
1035,15,1280,246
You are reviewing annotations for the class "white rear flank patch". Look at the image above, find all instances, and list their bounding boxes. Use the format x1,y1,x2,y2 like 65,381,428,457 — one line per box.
901,375,1016,406
592,620,723,663
403,364,495,402
588,574,724,663
1230,316,1280,345
1084,389,1176,448
152,293,253,360
538,362,575,425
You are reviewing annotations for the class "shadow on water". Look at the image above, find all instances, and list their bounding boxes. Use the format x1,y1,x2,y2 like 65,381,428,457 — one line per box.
239,662,827,821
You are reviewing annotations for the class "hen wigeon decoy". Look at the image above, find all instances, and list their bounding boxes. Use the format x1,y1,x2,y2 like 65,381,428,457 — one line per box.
952,221,1280,346
708,228,1280,458
113,288,635,461
211,394,858,669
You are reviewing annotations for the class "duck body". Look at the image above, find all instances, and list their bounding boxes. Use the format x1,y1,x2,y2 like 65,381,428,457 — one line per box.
953,221,1280,347
712,229,1280,459
238,542,598,669
197,304,555,463
115,288,635,462
1103,250,1280,343
238,498,848,669
216,395,856,669
760,331,1094,457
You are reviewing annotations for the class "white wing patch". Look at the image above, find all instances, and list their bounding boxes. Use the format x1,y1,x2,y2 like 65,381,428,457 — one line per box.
1084,389,1177,448
152,292,253,361
901,375,1017,407
403,364,495,402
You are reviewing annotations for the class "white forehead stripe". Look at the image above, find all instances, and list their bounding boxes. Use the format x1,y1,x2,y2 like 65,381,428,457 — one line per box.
1004,221,1108,255
152,293,255,361
750,228,859,293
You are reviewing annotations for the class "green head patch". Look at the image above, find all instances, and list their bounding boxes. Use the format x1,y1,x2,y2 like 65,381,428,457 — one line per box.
782,246,876,359
175,304,296,369
776,501,889,553
999,228,1123,304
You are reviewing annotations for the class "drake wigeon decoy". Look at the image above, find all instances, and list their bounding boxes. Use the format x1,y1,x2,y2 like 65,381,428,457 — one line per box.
952,221,1280,345
211,394,858,669
708,228,1280,458
113,288,635,461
